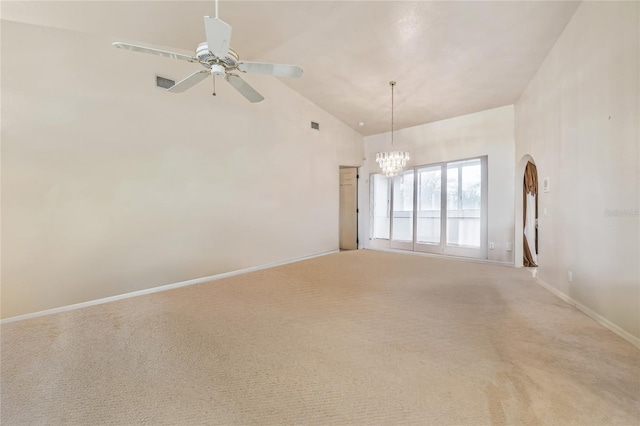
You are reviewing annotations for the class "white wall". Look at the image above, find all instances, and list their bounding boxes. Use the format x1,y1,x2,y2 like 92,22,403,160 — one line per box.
1,20,364,319
360,105,515,263
515,2,639,340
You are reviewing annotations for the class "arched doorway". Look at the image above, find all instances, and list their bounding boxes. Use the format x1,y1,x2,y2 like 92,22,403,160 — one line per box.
514,155,539,267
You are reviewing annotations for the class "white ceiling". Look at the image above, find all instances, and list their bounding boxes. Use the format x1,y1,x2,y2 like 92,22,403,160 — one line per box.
2,1,580,136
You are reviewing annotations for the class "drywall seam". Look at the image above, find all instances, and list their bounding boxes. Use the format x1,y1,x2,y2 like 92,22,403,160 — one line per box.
0,250,339,325
536,279,640,349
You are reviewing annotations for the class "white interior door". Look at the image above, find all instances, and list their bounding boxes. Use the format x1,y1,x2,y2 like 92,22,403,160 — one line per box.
339,167,358,250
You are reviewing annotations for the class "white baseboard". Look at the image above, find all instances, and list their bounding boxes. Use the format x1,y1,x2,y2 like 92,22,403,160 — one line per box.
1,250,339,325
536,279,640,349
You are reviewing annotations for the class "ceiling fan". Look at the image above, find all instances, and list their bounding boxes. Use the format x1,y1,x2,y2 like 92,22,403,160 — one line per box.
113,0,303,103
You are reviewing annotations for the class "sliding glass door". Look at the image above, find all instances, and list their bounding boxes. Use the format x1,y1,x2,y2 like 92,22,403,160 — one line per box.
443,158,487,258
415,165,442,254
370,156,488,259
391,170,414,250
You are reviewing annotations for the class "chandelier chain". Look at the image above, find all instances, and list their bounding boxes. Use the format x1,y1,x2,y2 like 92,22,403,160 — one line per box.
391,81,395,146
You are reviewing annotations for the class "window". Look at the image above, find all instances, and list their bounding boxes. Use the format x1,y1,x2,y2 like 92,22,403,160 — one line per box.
370,156,488,259
370,173,390,239
392,170,414,243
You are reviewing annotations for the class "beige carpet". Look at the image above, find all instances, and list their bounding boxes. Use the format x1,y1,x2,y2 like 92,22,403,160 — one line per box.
1,250,639,425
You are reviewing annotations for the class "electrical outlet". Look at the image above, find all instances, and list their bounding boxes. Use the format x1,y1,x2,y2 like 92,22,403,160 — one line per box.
568,271,573,282
489,242,495,250
506,242,513,252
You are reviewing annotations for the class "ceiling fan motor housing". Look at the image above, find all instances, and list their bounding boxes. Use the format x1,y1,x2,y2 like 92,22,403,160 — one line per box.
196,42,239,67
196,42,216,63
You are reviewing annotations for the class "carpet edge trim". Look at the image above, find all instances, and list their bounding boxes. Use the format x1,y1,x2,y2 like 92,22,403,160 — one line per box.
536,278,640,349
0,250,339,324
366,247,514,267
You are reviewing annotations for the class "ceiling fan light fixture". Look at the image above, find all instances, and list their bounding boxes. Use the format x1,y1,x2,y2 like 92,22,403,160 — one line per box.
376,81,410,177
210,63,226,76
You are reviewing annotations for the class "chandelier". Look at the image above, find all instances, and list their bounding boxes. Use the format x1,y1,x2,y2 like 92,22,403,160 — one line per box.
376,81,410,177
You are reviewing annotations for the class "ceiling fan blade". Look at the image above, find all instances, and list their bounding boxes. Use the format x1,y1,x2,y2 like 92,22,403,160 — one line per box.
204,16,232,58
237,61,303,78
112,42,197,63
225,74,264,103
168,70,210,93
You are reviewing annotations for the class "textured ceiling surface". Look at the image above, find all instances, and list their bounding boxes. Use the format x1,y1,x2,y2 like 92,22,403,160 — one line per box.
2,1,580,135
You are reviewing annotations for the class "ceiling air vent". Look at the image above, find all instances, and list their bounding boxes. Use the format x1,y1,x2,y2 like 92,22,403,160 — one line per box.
311,121,320,130
156,75,175,89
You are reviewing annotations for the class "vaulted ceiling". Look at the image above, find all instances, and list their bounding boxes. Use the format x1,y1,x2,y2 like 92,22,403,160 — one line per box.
2,1,580,135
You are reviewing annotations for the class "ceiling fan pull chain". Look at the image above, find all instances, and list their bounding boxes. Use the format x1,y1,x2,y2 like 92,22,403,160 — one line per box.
212,75,217,96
